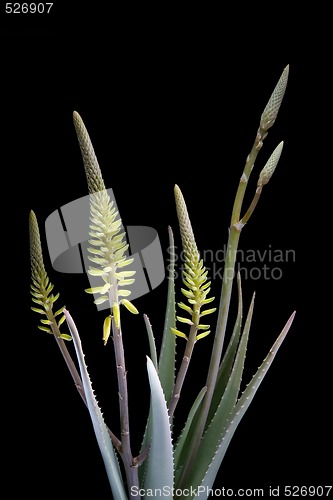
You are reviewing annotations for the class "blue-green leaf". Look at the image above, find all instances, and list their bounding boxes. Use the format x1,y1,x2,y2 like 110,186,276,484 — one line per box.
158,227,176,404
181,293,255,494
144,314,158,370
207,272,243,425
189,311,295,498
144,357,174,498
174,386,207,476
64,310,127,500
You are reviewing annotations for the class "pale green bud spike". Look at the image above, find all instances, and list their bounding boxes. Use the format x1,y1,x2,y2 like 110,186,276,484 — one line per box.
121,299,139,314
29,211,65,333
174,185,198,257
103,315,112,345
260,65,289,131
258,141,284,187
72,111,105,194
29,211,46,285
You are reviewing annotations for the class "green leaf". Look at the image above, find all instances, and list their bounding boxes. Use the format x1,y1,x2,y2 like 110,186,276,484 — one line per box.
185,311,295,498
144,315,158,370
64,309,127,500
174,386,207,475
158,227,176,405
144,357,174,497
207,272,243,424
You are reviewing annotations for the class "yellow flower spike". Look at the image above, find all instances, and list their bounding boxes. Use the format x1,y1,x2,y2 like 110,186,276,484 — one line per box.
112,302,121,329
29,210,67,337
103,315,112,345
121,299,139,315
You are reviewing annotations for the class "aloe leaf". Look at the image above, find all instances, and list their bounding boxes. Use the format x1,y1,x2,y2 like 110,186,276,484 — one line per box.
158,226,176,404
174,386,207,480
188,311,296,498
207,272,243,425
138,314,157,484
179,293,254,493
64,310,128,500
143,314,158,370
144,356,174,498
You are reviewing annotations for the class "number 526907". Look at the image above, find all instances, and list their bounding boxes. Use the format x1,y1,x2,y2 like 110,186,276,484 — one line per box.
5,3,53,14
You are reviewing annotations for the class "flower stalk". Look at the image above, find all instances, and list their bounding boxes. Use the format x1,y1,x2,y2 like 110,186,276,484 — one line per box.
178,65,289,488
168,185,216,419
73,111,140,497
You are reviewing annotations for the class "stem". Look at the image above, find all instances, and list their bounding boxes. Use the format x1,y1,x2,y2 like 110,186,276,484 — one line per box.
112,319,140,498
48,312,122,452
168,324,198,419
178,128,265,489
239,186,262,227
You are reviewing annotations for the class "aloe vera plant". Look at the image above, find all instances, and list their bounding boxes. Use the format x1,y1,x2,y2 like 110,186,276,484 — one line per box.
29,65,295,499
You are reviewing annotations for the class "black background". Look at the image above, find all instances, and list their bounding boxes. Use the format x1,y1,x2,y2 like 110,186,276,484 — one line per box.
2,5,331,499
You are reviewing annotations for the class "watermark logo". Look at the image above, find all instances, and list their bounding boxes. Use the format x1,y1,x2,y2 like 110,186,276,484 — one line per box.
168,245,295,282
45,188,165,310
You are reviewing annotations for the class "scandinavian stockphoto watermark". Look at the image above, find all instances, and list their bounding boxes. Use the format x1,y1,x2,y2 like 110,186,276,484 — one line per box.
45,189,165,310
169,244,295,282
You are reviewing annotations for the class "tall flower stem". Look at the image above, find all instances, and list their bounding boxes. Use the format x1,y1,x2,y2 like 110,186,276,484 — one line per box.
179,66,289,486
111,320,140,497
168,322,198,419
178,130,264,489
